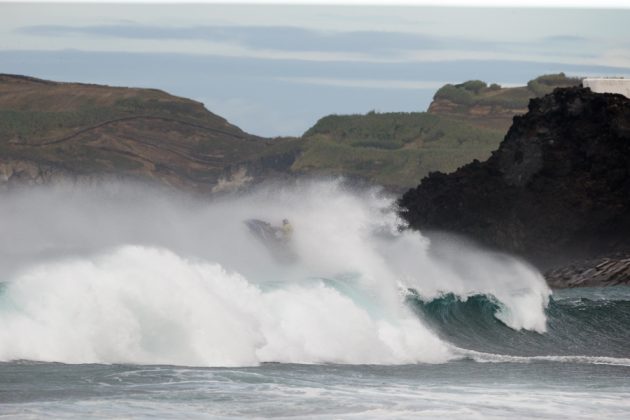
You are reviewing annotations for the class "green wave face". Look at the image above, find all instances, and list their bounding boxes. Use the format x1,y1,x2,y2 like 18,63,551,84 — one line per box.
409,287,630,358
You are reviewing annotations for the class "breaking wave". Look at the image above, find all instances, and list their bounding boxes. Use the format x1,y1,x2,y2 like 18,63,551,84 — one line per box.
1,179,612,367
410,288,630,359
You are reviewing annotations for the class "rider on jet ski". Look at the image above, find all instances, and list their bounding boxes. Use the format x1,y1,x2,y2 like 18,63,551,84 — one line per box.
278,218,293,242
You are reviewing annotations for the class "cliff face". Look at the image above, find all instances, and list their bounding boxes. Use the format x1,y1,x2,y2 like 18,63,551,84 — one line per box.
399,87,630,270
0,74,302,192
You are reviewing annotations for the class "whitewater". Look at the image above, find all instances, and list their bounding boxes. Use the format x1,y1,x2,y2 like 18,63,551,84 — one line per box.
1,179,629,418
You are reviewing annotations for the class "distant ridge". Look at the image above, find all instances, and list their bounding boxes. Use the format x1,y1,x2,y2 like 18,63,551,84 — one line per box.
0,73,299,192
0,73,583,192
428,73,581,131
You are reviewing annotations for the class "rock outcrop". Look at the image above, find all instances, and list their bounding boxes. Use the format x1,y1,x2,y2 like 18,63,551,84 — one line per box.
398,87,630,277
545,253,630,288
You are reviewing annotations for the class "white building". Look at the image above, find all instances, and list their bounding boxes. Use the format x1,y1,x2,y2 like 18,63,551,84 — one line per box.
583,78,630,98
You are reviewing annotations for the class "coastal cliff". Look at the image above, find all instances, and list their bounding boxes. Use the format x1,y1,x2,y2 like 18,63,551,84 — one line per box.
398,87,630,282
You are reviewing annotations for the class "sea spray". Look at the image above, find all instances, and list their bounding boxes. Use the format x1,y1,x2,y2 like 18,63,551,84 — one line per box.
0,245,453,365
0,179,550,366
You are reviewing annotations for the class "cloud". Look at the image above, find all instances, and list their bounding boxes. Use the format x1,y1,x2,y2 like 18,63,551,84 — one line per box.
17,24,472,54
4,49,630,136
277,77,447,90
542,35,589,43
16,23,625,68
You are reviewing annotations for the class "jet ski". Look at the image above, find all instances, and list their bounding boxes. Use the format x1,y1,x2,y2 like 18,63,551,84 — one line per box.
244,219,298,264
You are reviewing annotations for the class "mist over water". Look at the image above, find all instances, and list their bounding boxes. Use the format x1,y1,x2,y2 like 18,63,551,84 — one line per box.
0,179,551,366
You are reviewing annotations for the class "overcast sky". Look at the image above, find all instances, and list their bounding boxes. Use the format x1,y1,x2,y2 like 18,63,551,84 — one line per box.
2,2,630,136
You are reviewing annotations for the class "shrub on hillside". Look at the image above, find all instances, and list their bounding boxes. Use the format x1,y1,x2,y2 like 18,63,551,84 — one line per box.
434,84,474,105
456,80,488,93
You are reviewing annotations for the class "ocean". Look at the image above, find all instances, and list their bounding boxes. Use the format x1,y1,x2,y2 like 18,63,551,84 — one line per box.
0,180,628,418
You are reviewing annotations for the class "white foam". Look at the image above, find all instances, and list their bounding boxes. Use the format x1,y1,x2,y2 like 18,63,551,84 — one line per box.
460,349,630,367
0,245,451,366
0,180,551,365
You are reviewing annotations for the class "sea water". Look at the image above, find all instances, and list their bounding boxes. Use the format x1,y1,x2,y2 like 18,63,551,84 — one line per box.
0,180,628,418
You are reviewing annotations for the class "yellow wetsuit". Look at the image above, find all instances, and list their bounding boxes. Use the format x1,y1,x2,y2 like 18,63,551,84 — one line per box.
281,221,293,241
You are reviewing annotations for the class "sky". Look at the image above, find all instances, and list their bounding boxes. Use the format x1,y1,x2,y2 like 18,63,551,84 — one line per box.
1,1,630,136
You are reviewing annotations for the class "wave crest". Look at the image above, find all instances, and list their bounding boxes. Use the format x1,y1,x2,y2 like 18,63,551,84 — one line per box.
0,245,453,366
0,180,554,366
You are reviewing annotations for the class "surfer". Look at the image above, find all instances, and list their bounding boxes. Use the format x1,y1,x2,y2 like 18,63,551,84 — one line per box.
244,217,297,263
279,219,293,242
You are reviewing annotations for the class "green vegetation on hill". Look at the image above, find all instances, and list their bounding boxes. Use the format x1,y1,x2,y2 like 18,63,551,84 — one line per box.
526,73,583,96
0,78,234,144
0,74,298,190
296,73,581,189
298,112,504,188
433,73,581,111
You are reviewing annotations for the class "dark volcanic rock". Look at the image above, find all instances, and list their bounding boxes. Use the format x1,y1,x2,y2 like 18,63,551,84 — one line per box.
545,253,630,288
398,87,630,272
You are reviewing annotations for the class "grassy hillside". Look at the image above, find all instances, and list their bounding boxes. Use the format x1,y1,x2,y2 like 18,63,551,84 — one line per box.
297,112,504,188
0,74,301,191
297,73,581,189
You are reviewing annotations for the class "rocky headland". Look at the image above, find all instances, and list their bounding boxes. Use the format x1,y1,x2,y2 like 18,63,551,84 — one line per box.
4,74,628,287
398,86,630,287
545,253,630,288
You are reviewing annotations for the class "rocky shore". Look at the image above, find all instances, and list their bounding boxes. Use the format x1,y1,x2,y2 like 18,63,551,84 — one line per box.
545,253,630,288
398,87,630,287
